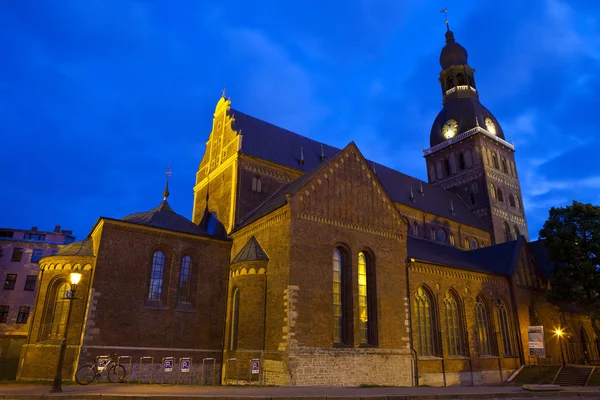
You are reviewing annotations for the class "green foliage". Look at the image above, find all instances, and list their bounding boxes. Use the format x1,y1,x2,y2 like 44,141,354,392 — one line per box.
539,201,600,335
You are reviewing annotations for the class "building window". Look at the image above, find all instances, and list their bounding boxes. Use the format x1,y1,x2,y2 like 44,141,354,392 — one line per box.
475,296,493,356
179,255,192,303
31,249,43,263
515,196,521,209
504,221,512,242
333,247,352,345
470,192,476,205
458,153,465,170
509,194,516,207
11,248,23,262
252,176,262,193
0,231,14,238
358,251,377,345
497,189,504,202
489,184,496,199
412,222,419,236
443,159,450,176
496,299,516,356
437,229,447,242
16,306,30,324
471,182,479,192
463,237,470,249
513,225,521,239
24,233,45,241
471,239,478,250
414,286,439,356
24,275,37,291
0,306,8,323
147,251,165,300
492,154,499,169
444,290,466,356
501,158,508,173
4,274,17,290
430,227,436,241
449,234,455,246
49,283,70,339
229,288,240,350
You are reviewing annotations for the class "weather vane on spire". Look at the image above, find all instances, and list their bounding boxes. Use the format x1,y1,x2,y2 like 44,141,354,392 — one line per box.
163,163,171,200
440,7,450,31
221,85,227,98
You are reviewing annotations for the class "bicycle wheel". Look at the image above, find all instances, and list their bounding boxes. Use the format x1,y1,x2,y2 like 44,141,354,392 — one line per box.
75,364,97,385
108,364,126,383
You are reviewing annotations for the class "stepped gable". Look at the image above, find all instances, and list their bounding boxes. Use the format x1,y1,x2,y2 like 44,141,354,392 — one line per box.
230,108,487,231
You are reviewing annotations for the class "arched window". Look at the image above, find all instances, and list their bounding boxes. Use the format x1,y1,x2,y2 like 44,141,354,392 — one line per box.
449,234,455,246
414,286,439,356
206,212,218,235
513,225,521,239
456,73,465,85
444,290,466,356
358,252,377,345
48,282,70,340
458,153,466,170
496,299,516,355
430,227,436,241
471,182,479,192
470,192,476,205
179,255,192,303
515,195,521,209
464,237,470,249
229,288,240,350
333,247,352,344
446,75,453,90
504,221,512,242
509,194,516,207
497,189,504,202
471,239,478,250
492,154,499,169
412,222,419,236
475,296,493,356
148,251,165,300
252,176,262,193
437,229,447,242
443,159,450,176
489,184,496,199
501,158,508,173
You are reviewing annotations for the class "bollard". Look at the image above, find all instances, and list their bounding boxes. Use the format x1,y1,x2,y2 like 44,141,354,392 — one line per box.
161,357,175,385
139,356,154,384
177,357,192,385
117,356,132,383
226,357,239,386
201,357,216,386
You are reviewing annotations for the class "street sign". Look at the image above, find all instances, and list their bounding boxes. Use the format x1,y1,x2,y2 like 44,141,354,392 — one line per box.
97,356,109,372
181,358,191,373
251,360,260,375
164,358,174,372
528,326,545,358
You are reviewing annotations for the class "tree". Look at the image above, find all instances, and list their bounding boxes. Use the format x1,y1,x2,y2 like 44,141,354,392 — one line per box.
539,201,600,338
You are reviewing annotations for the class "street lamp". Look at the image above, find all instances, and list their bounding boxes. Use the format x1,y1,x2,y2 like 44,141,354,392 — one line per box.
50,271,82,393
556,328,566,366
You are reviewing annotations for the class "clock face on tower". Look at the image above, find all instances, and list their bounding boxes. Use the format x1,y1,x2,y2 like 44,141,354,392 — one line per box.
485,118,496,135
442,119,458,139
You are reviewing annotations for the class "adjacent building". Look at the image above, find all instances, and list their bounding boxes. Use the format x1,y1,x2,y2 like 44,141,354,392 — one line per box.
0,226,74,358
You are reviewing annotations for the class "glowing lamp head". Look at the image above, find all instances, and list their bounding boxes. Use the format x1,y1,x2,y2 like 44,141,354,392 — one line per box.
556,329,563,337
70,272,82,286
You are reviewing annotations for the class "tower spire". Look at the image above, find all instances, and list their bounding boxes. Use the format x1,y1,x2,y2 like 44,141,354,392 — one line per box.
221,85,227,98
163,164,171,200
440,7,450,32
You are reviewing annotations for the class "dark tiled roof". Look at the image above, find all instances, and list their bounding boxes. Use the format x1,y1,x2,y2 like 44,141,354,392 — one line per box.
121,200,209,237
56,239,94,257
407,236,524,276
230,108,488,231
527,239,559,278
232,236,269,263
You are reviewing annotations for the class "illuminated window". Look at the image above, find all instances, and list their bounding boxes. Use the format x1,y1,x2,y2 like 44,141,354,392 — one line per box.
148,251,165,300
4,274,17,290
414,286,440,356
0,306,8,323
449,234,455,246
489,184,496,199
229,288,240,350
49,283,70,339
24,275,37,291
16,306,30,324
179,255,192,303
31,249,43,263
463,237,470,249
509,194,516,207
475,296,493,356
358,252,368,344
444,291,466,356
496,299,516,356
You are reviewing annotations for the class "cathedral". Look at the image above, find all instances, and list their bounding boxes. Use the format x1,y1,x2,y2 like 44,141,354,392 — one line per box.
16,27,599,386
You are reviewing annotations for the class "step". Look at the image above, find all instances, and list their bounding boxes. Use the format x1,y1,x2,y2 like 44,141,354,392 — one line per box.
553,366,594,386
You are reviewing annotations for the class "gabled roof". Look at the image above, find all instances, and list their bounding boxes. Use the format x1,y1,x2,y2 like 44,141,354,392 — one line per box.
232,236,269,263
121,200,209,237
527,239,559,278
407,236,525,276
56,238,94,257
230,108,488,231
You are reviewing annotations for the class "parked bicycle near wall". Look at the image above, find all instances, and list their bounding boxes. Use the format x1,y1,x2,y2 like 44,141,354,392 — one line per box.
75,354,126,385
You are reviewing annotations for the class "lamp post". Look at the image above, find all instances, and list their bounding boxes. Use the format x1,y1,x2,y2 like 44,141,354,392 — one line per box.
556,329,566,366
50,271,82,393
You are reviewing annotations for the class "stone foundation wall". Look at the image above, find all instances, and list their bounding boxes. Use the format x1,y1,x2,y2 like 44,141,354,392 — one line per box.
419,369,516,386
288,346,413,386
263,359,288,386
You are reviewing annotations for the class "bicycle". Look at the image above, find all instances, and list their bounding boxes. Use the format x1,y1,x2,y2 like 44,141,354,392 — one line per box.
75,354,126,385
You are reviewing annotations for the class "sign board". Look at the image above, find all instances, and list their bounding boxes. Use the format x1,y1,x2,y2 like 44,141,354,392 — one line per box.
181,358,191,373
251,360,260,375
528,326,545,358
97,356,110,372
164,358,174,372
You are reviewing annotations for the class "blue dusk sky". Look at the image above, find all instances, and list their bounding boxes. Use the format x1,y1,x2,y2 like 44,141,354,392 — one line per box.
1,0,599,240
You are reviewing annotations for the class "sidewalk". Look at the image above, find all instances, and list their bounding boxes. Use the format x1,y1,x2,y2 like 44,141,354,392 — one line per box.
0,384,599,400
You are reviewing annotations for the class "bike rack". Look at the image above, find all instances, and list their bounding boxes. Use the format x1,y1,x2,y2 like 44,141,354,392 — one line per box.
226,357,239,386
249,358,261,386
138,356,154,384
117,356,132,383
177,357,192,385
161,356,175,385
95,355,111,383
201,357,217,386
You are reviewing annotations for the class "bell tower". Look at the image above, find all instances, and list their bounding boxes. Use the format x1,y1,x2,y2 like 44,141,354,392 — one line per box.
423,26,529,244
